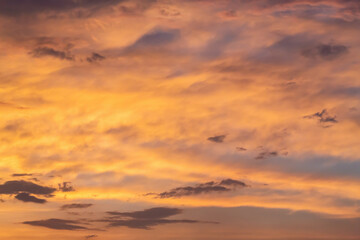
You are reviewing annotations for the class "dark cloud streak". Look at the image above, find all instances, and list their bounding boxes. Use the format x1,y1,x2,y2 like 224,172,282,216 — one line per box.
100,207,211,230
148,179,248,198
12,173,33,177
58,182,75,192
304,109,338,125
87,53,105,63
23,218,88,230
207,135,226,143
15,192,46,204
0,180,56,195
302,44,348,60
30,47,74,61
107,207,182,219
0,0,125,17
61,203,93,210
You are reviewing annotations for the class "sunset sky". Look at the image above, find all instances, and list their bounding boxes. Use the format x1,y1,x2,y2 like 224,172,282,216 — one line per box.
0,0,360,239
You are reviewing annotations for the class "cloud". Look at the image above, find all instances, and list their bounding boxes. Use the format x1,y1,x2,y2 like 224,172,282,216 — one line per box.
251,34,316,64
103,218,200,229
302,44,348,60
23,218,88,230
86,53,106,63
15,192,47,204
0,180,56,195
242,0,360,12
61,203,93,210
251,32,348,66
85,235,98,239
255,151,278,160
207,135,226,143
100,207,209,230
199,30,238,60
123,28,180,53
0,0,124,17
134,29,179,46
107,207,182,219
236,147,247,151
58,182,75,192
219,179,247,187
147,179,248,198
304,109,338,124
0,101,27,110
11,173,33,177
160,8,181,17
30,47,74,61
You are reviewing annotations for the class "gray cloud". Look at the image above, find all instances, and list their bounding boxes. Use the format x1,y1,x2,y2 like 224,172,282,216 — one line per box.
107,207,182,219
134,29,179,46
12,173,33,177
23,218,88,230
58,182,75,192
15,192,46,204
251,34,315,64
302,44,348,60
255,151,278,160
100,207,210,230
0,0,124,17
61,203,93,210
147,179,248,198
85,235,98,239
123,28,180,54
87,53,105,63
199,30,238,60
103,218,200,229
207,135,226,143
236,147,247,151
219,179,247,187
304,109,338,124
0,180,56,195
251,32,349,65
30,47,74,61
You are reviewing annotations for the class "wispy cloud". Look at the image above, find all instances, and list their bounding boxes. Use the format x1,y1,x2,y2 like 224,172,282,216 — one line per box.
147,179,248,198
60,203,93,210
207,135,226,143
100,207,213,229
23,218,89,230
15,192,47,204
30,47,74,61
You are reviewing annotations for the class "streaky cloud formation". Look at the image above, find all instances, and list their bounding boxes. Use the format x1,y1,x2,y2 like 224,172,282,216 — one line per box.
1,0,360,239
30,47,74,61
304,109,338,125
255,150,278,160
0,0,125,17
15,192,47,204
207,135,226,143
85,235,98,239
302,44,348,60
23,218,88,230
148,179,248,198
60,203,93,210
236,147,247,151
11,173,33,177
106,207,182,219
86,53,106,63
100,207,210,230
58,182,75,192
0,180,56,195
102,218,200,229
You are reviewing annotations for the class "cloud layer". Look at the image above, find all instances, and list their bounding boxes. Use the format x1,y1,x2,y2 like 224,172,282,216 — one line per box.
1,0,360,239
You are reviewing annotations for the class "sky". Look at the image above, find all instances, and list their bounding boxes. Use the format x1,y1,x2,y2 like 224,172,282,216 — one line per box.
0,0,360,239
